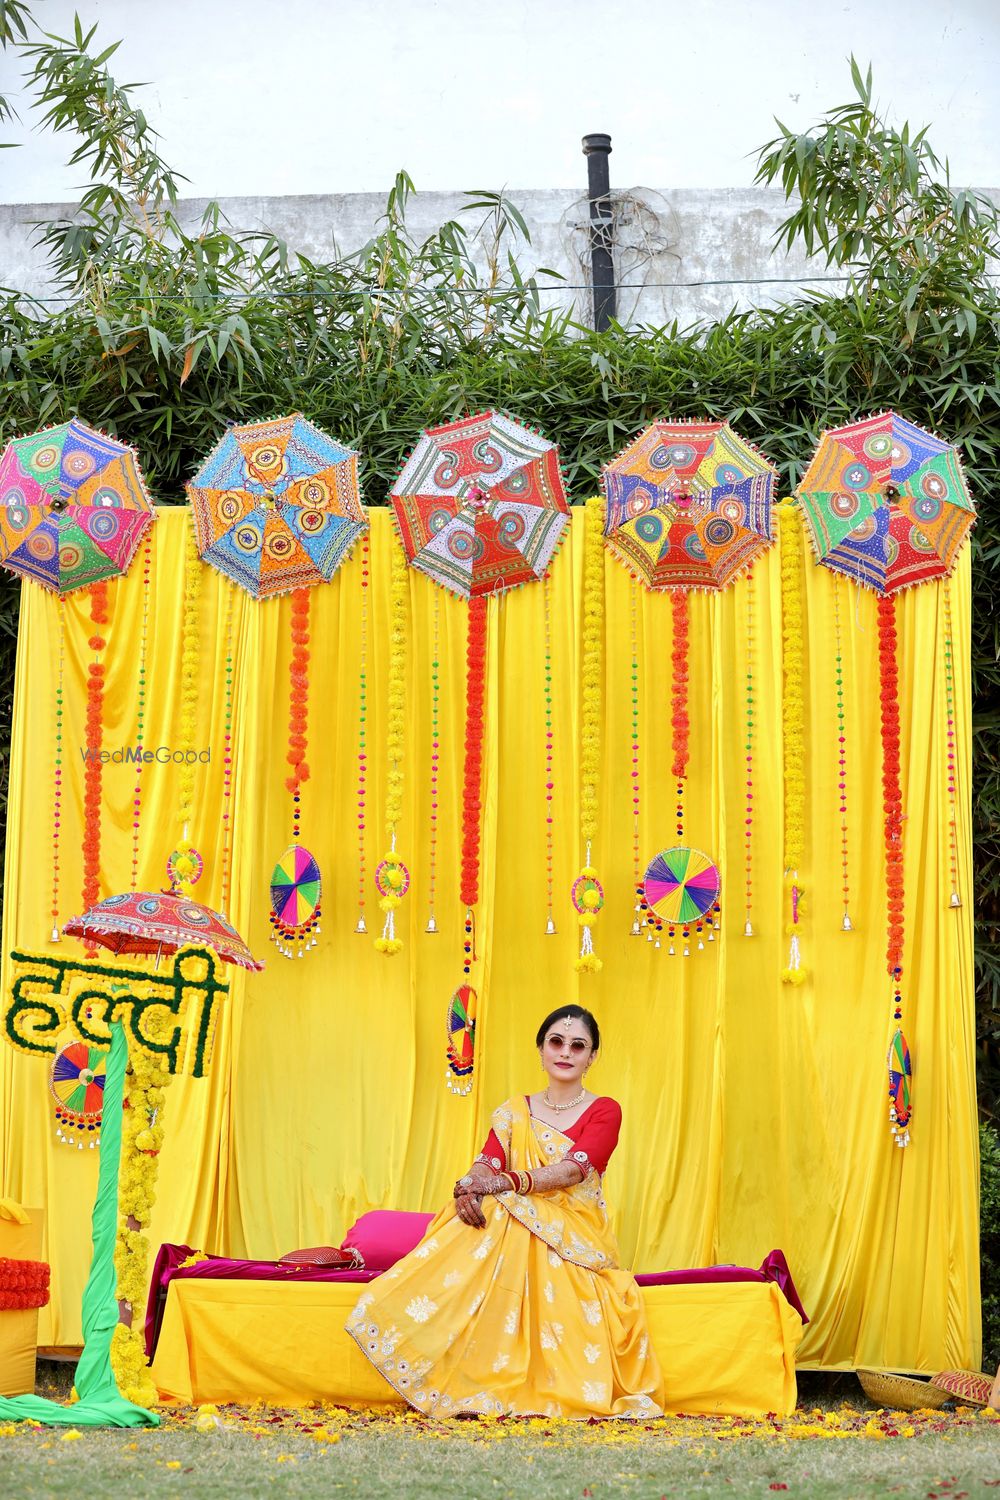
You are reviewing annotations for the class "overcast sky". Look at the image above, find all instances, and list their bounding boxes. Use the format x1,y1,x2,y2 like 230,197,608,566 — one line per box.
1,0,998,203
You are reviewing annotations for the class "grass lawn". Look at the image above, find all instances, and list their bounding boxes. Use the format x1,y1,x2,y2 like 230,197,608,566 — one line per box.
4,1367,1000,1498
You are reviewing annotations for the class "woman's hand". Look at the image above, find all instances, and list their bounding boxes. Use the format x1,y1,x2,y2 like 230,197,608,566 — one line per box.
454,1191,487,1229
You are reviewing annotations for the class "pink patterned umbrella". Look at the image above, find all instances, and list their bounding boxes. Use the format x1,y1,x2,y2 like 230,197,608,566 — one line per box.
64,890,262,971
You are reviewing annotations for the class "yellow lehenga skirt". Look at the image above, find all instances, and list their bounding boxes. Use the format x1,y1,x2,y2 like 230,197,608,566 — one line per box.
346,1096,665,1418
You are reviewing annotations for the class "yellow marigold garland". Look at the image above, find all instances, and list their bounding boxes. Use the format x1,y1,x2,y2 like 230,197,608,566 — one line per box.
779,504,807,984
574,498,605,973
174,516,203,896
376,535,409,955
111,1047,171,1406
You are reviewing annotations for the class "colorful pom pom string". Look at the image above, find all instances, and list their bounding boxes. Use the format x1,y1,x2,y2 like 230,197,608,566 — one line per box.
544,570,557,936
832,573,852,932
426,587,441,934
81,580,109,957
128,535,152,896
51,596,65,943
377,536,409,955
630,574,642,937
878,591,910,1146
743,563,755,938
355,530,370,934
944,576,961,909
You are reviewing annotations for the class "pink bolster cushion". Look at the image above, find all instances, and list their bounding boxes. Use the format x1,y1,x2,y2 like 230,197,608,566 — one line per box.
341,1210,436,1273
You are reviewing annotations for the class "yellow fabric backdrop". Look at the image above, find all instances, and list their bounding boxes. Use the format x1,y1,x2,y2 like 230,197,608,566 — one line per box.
0,506,978,1371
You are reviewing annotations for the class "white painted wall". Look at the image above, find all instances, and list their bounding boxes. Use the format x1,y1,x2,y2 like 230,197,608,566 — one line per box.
1,0,998,203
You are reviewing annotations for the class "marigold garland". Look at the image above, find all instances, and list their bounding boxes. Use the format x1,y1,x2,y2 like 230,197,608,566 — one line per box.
0,1256,50,1310
111,1047,170,1407
81,581,109,956
779,505,807,985
174,518,203,899
878,593,910,1146
376,537,409,955
575,497,605,973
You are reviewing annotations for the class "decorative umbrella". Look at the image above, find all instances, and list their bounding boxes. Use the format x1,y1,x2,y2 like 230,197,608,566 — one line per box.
602,419,777,592
188,413,366,600
795,412,975,1147
0,418,155,592
794,411,974,592
63,889,263,971
392,410,570,1082
391,409,569,598
602,420,778,953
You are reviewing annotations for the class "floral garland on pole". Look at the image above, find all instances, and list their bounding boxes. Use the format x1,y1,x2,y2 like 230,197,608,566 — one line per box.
780,505,807,985
110,1045,170,1405
375,535,409,954
573,497,605,973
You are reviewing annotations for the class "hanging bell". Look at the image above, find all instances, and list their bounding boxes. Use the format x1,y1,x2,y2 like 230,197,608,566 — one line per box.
841,912,854,932
355,914,368,935
426,914,439,934
545,915,557,936
744,921,754,937
50,926,60,943
949,891,962,909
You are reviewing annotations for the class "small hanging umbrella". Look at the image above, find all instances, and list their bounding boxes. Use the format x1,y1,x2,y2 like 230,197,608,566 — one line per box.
794,411,974,591
602,420,777,591
0,418,155,592
391,409,569,598
188,413,367,600
63,889,263,971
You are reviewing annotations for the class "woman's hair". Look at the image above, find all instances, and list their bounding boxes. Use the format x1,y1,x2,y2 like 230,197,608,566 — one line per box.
535,1005,600,1053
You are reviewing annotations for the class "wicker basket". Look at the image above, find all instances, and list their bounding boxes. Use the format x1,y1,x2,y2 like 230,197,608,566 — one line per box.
856,1368,951,1411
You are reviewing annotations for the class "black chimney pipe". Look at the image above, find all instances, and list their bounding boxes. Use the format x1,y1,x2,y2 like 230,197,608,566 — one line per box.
582,133,616,332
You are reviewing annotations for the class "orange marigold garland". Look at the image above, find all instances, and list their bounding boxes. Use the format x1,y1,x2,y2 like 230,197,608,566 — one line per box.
460,594,488,980
0,1257,50,1310
375,536,409,955
81,581,109,957
269,587,323,957
878,593,911,1146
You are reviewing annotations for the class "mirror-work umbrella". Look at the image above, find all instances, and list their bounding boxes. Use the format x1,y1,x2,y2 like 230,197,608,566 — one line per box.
188,413,366,599
602,420,777,591
0,419,155,592
64,890,263,971
795,411,975,592
391,410,569,598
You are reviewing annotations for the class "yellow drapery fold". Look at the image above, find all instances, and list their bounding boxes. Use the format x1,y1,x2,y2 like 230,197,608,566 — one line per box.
0,506,977,1371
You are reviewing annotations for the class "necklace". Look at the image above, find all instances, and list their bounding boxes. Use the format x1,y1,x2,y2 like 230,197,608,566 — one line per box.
543,1087,586,1112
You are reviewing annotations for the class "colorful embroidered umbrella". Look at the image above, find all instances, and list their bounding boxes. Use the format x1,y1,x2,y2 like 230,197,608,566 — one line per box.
188,413,366,599
50,1040,107,1146
64,890,262,971
390,410,569,598
794,411,975,593
602,420,777,591
0,419,155,592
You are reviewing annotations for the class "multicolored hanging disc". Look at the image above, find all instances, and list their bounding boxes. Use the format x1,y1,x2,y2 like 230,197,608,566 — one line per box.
639,845,722,955
50,1040,107,1146
269,842,322,956
446,984,477,1096
888,1028,912,1147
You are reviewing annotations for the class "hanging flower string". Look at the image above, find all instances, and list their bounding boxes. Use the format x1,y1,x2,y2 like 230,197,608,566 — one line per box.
81,580,109,957
878,593,910,1147
743,564,755,937
780,505,807,985
356,531,369,933
574,497,605,973
286,589,311,843
630,576,642,936
944,577,961,908
375,535,409,955
670,589,690,832
172,520,202,898
833,574,852,931
460,593,488,979
268,586,323,957
426,588,441,934
129,534,152,893
544,570,556,935
51,597,65,943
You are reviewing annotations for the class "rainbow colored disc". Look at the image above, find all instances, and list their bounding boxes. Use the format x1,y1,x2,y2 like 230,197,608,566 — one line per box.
643,846,720,924
270,843,321,930
50,1041,107,1120
446,984,477,1080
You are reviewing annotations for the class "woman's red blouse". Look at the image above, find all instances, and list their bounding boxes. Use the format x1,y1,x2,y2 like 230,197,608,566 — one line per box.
476,1096,622,1177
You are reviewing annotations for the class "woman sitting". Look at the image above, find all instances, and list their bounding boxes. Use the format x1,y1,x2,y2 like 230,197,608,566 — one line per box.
347,1004,665,1418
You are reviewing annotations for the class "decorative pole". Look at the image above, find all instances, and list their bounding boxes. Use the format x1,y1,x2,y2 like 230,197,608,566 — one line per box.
582,133,616,332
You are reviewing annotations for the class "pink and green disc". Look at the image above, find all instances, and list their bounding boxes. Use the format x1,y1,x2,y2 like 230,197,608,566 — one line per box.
643,846,720,924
